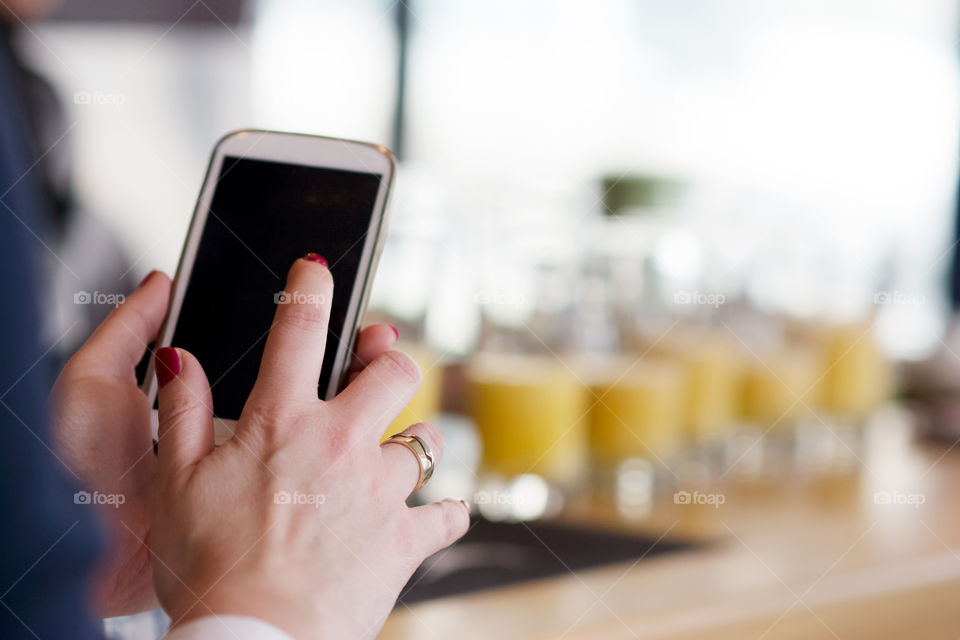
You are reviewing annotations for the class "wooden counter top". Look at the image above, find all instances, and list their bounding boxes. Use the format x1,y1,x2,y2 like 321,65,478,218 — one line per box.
380,423,960,639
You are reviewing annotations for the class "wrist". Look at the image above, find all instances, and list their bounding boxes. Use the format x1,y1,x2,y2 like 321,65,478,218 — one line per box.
166,581,325,640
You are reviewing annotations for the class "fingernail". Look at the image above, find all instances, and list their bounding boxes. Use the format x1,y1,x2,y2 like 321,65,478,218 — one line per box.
457,498,471,514
137,270,157,289
389,324,399,341
155,347,181,388
304,253,328,267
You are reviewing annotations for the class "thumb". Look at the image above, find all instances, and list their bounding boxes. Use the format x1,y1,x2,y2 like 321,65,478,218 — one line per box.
410,498,471,558
82,270,171,376
155,347,214,477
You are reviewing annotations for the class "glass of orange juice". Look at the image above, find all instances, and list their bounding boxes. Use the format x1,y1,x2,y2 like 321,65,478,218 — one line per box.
740,347,822,426
795,321,892,472
728,345,823,476
585,357,688,464
819,322,892,419
658,334,745,483
467,354,589,484
580,356,688,509
677,336,743,443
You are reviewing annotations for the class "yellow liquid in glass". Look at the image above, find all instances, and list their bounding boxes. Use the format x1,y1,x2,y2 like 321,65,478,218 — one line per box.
587,358,688,465
467,355,589,481
819,323,892,418
740,349,822,426
679,340,743,441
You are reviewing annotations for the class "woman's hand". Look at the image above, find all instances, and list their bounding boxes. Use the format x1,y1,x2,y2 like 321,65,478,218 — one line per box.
50,268,402,618
150,255,469,640
50,271,170,615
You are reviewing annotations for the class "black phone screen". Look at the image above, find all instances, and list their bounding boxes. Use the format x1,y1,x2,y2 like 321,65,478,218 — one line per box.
167,155,382,419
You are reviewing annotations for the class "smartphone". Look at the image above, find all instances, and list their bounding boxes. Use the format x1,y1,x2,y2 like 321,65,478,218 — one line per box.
144,130,396,442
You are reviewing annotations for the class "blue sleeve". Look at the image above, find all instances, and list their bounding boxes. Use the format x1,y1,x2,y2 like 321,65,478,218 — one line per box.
0,32,106,640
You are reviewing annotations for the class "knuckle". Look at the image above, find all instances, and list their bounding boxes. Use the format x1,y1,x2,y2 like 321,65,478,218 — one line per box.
124,299,154,336
159,397,200,430
333,408,372,452
380,350,422,384
241,398,298,434
312,422,355,460
240,397,338,457
111,297,153,343
410,422,443,460
275,302,327,333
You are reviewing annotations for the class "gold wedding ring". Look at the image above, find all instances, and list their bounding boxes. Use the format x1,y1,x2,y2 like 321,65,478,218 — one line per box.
382,433,434,492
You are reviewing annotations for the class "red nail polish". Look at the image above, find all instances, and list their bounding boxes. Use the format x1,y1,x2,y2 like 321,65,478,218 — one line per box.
304,253,328,267
155,347,181,388
458,498,471,514
389,324,399,341
138,270,157,289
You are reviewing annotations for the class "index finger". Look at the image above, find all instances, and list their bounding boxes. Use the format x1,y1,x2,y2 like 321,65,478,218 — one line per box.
250,254,333,402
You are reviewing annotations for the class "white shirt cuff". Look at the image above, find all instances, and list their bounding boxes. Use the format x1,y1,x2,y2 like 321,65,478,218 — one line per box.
164,614,294,640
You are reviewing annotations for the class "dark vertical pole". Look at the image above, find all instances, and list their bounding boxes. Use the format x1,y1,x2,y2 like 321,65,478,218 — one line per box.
392,0,410,160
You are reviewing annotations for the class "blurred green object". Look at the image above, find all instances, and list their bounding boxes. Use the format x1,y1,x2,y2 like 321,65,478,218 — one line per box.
601,174,685,216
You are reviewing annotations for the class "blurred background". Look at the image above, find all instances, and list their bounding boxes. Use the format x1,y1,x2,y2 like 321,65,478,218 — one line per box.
9,0,960,636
